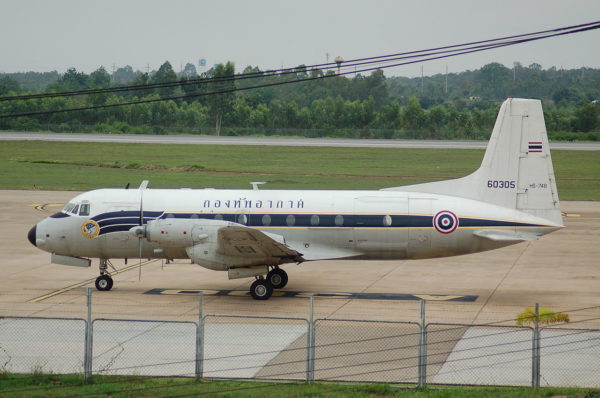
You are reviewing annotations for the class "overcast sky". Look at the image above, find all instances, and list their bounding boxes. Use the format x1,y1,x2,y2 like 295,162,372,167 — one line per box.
1,0,599,77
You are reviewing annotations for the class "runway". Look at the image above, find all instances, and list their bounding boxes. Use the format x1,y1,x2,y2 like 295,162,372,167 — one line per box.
1,131,600,150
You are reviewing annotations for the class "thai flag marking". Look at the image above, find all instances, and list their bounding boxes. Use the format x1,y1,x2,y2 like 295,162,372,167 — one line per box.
528,141,543,153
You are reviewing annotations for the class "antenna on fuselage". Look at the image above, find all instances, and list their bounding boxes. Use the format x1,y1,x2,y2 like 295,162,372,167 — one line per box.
251,182,266,191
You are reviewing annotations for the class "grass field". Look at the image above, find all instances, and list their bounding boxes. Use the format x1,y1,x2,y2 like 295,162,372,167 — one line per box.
0,374,598,398
0,141,598,200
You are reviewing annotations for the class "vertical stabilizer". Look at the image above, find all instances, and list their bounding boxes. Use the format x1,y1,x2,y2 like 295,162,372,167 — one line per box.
384,98,562,225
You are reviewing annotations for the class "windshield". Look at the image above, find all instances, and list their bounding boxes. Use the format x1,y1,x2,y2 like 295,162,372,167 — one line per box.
63,203,78,214
63,202,91,216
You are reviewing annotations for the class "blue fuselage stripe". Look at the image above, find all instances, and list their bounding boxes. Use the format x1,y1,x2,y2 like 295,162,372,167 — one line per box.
88,211,545,235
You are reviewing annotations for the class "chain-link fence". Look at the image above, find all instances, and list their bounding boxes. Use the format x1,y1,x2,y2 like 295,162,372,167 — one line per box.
539,327,600,387
92,319,197,377
313,319,422,383
2,295,599,388
203,314,308,380
426,324,534,386
0,316,86,374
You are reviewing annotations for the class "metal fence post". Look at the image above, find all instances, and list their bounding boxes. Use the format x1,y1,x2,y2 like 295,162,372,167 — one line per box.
418,299,427,387
195,292,204,380
307,294,315,382
532,303,541,388
84,288,93,381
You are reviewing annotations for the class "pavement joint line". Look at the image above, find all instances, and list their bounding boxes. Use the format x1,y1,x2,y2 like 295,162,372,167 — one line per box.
29,259,159,303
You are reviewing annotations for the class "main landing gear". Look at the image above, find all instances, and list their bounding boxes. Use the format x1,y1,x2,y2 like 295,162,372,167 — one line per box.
95,259,114,291
250,267,288,300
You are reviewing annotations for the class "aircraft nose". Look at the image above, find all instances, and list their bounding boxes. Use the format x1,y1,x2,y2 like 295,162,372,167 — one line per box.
28,225,37,247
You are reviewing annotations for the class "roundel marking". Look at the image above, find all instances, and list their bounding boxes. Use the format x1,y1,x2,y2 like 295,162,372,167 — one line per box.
433,211,459,234
81,220,100,238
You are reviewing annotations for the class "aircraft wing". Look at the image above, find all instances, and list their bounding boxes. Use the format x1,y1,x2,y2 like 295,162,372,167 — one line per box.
473,230,541,242
217,226,304,262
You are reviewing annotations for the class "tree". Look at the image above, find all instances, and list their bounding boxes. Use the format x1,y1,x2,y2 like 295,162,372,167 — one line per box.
112,65,135,84
572,102,599,132
181,63,198,79
206,62,235,136
0,76,20,95
151,61,178,98
402,96,426,132
52,67,89,91
88,66,112,105
90,66,111,88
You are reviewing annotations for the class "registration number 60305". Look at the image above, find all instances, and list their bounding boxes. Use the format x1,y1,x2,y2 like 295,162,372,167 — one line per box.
487,180,516,188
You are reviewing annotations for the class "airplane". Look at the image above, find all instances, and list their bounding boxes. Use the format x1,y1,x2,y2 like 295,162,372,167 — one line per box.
27,98,563,300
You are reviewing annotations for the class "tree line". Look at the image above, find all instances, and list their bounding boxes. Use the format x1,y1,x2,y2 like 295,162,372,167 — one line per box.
1,61,599,141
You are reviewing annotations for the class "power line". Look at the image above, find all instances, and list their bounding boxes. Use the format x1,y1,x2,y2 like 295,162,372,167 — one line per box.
2,20,598,104
0,21,598,119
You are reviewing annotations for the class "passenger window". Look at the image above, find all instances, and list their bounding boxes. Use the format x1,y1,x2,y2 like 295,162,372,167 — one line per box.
262,215,271,226
310,215,320,226
383,215,392,227
286,215,295,226
79,204,90,216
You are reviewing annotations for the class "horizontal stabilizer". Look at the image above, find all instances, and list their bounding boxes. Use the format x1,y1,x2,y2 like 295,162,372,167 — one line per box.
473,229,540,242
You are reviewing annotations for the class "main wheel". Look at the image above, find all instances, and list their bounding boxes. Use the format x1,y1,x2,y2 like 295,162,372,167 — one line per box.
250,279,273,300
267,268,288,289
95,275,113,291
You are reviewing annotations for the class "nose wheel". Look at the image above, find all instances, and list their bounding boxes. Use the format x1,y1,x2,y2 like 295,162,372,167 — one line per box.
95,274,113,291
95,259,114,291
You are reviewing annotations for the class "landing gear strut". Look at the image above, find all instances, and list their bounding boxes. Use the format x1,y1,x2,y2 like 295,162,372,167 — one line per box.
249,267,289,300
95,259,114,291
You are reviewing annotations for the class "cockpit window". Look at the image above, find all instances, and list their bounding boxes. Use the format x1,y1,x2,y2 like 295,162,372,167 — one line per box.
63,202,86,215
79,203,90,216
63,203,78,214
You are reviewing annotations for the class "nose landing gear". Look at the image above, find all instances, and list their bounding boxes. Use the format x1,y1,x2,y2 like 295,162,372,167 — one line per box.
95,259,114,291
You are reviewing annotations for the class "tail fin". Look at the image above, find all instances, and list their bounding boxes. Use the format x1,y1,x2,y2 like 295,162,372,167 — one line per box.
384,98,562,225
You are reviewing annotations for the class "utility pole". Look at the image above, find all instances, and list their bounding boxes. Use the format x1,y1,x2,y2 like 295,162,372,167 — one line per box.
421,65,424,92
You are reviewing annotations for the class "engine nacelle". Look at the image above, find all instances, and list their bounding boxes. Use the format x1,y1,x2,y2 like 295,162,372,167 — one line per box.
186,242,275,271
143,218,285,273
144,218,232,248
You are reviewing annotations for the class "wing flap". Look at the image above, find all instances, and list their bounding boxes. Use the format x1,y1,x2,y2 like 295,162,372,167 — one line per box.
218,226,303,261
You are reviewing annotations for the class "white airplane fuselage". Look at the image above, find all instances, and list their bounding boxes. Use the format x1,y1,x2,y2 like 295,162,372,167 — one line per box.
33,188,560,262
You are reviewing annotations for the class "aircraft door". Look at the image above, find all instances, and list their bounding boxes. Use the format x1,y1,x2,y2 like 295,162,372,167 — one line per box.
407,198,433,258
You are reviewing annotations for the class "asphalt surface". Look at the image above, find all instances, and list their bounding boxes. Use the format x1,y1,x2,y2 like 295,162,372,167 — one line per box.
1,131,600,150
